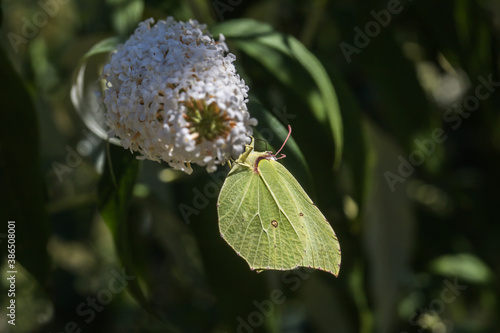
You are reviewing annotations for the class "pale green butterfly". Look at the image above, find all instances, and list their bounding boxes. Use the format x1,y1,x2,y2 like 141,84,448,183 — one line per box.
217,126,341,276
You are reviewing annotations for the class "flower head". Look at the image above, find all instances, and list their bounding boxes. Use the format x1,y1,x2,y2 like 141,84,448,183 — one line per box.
102,17,257,174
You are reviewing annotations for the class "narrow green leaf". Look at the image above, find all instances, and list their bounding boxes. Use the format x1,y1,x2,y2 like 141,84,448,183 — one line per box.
81,36,122,60
211,19,274,37
70,37,121,143
212,19,343,168
97,144,144,308
98,143,140,233
98,144,179,331
0,46,50,289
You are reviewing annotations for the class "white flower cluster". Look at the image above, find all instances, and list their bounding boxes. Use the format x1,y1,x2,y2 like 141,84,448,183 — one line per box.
102,17,257,174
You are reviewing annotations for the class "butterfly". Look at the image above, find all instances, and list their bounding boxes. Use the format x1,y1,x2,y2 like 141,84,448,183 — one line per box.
217,126,341,276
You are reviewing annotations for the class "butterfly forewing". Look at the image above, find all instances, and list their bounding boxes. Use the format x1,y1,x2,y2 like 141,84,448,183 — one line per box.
260,159,341,276
218,158,306,271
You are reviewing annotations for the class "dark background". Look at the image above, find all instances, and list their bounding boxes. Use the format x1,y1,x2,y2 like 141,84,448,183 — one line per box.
0,0,499,332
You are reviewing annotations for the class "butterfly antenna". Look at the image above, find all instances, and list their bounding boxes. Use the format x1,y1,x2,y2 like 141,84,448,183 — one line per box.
274,125,292,157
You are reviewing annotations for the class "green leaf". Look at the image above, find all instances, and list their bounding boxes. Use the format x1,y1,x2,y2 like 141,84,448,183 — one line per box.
186,0,216,25
430,253,494,284
217,139,341,276
81,36,122,60
98,143,140,232
212,19,343,169
0,46,50,289
453,0,492,80
70,37,121,144
98,144,179,331
106,0,144,36
210,19,275,37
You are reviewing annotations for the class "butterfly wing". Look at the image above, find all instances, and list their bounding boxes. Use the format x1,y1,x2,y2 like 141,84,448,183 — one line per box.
218,159,307,271
218,150,341,276
259,158,341,276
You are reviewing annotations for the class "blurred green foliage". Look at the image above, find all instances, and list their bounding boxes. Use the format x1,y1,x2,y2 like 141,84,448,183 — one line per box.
1,0,500,332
